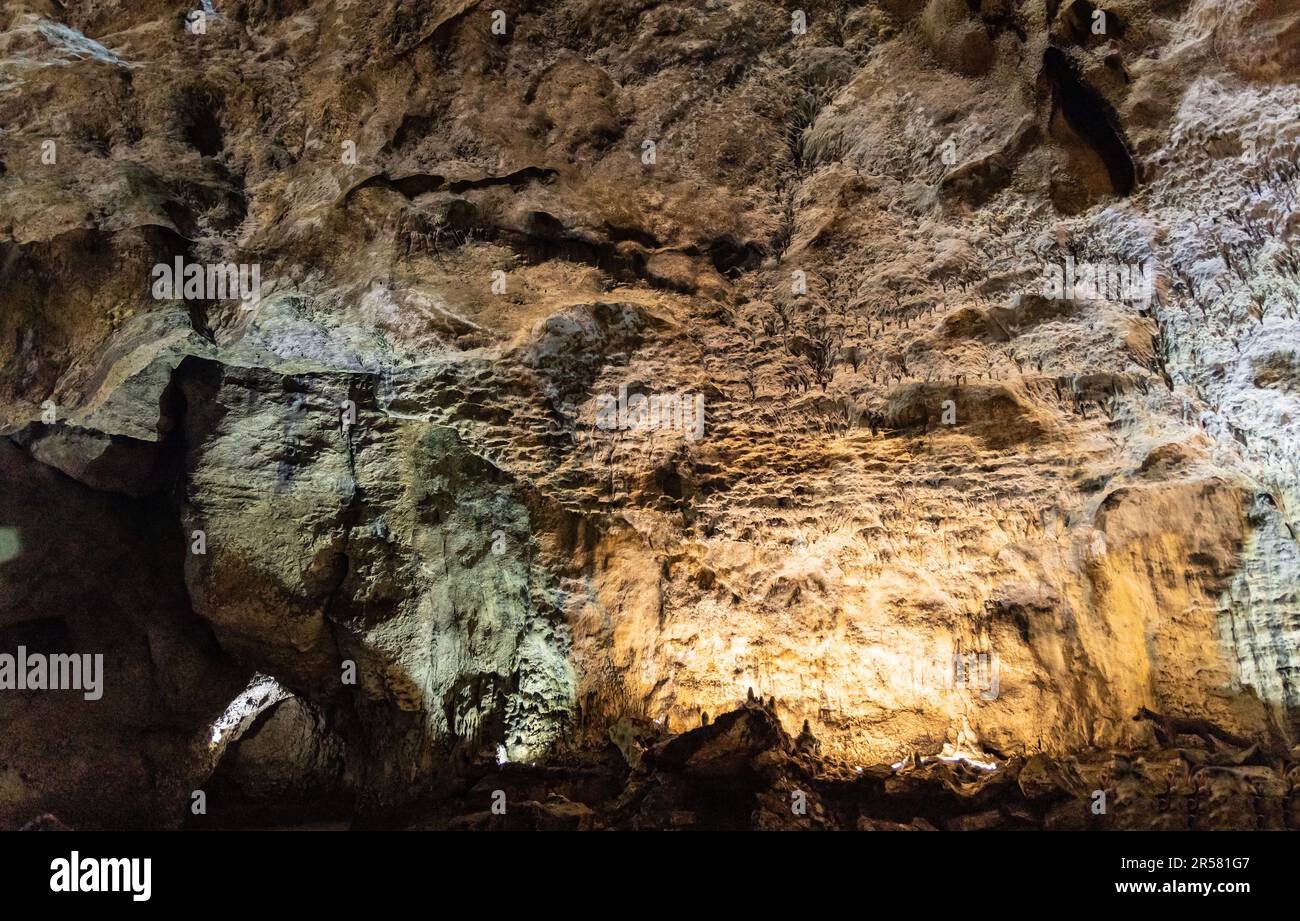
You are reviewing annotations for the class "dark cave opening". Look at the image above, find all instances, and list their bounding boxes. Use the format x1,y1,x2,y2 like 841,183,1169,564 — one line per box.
707,234,766,277
178,90,225,158
1042,46,1137,195
0,616,74,657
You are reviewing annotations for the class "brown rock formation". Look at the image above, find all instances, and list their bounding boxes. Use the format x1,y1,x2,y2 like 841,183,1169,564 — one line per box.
1,0,1298,829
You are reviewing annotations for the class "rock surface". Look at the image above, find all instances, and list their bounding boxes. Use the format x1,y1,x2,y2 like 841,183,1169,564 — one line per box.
0,0,1298,828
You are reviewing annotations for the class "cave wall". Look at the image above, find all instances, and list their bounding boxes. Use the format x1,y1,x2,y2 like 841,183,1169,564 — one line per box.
0,0,1298,825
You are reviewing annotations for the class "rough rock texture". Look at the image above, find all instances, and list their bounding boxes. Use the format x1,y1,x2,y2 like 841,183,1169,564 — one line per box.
1,0,1298,828
410,701,1300,831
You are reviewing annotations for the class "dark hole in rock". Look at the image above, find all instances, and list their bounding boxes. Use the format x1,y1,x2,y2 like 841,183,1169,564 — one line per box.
524,210,567,242
178,90,224,157
162,200,201,238
389,173,446,197
655,463,684,501
444,197,477,230
0,617,74,655
1043,46,1136,195
501,211,639,281
389,114,437,152
604,223,660,248
198,691,352,829
708,235,764,277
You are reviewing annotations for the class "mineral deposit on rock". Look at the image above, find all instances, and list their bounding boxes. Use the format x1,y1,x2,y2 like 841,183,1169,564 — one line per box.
1,0,1298,831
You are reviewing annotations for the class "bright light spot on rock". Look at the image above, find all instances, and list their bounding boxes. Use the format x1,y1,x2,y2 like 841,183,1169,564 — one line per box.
0,527,20,564
932,738,1000,771
208,673,290,749
935,754,1000,772
496,745,509,765
890,749,1000,774
36,21,127,66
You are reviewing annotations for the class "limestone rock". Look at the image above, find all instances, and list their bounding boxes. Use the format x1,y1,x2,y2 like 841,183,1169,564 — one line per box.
1,0,1298,829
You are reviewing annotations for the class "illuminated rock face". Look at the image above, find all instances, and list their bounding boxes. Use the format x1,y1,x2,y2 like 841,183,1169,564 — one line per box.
0,0,1298,828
